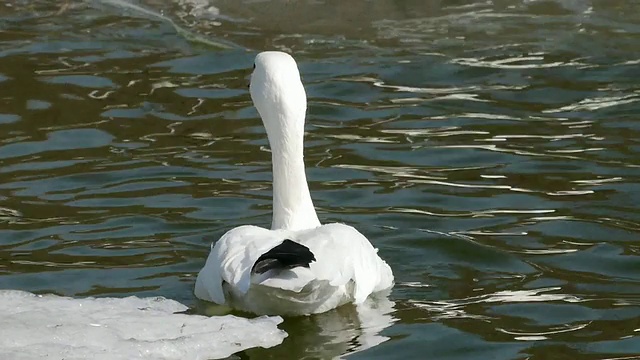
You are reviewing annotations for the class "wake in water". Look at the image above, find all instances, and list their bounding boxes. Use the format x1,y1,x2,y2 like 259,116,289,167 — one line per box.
78,0,239,49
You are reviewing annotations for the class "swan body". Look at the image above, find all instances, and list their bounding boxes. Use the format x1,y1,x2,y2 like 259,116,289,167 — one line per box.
194,51,393,316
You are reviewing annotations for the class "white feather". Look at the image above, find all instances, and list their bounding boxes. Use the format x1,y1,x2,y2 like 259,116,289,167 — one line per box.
194,51,394,316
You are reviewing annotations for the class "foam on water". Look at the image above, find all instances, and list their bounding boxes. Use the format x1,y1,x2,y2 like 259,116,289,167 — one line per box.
0,290,286,360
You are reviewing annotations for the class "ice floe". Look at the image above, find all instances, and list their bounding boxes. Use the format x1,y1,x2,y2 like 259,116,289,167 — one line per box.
0,290,286,360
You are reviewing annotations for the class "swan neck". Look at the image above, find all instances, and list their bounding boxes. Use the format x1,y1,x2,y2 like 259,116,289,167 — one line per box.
269,127,320,231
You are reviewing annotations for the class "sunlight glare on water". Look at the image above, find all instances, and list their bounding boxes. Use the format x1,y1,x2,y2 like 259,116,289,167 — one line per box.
0,0,639,359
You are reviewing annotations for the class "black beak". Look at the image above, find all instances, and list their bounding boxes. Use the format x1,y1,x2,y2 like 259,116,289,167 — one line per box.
247,63,255,89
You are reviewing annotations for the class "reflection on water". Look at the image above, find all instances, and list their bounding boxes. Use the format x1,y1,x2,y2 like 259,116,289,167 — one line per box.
1,0,640,359
241,296,397,359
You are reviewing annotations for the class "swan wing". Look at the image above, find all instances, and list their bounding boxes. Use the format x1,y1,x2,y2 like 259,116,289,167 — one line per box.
299,223,394,304
194,225,282,304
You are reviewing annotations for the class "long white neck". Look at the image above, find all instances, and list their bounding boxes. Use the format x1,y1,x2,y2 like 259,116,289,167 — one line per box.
266,118,320,231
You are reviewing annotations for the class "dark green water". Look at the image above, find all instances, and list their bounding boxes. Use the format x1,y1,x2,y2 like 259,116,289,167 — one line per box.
1,0,639,359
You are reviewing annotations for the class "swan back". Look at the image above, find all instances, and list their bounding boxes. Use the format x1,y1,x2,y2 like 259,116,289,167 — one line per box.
195,223,394,315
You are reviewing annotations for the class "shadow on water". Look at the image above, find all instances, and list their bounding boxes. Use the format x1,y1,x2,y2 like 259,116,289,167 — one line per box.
1,0,640,359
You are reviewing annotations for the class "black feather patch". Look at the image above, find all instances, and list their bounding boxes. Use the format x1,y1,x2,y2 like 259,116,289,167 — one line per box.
251,239,316,275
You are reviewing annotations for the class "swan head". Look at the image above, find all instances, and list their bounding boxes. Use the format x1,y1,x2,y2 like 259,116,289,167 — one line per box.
249,51,307,142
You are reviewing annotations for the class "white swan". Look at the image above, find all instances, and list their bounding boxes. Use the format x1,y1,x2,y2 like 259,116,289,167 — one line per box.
194,51,394,316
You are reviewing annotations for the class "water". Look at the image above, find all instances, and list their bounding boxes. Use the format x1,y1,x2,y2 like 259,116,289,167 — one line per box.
1,0,639,358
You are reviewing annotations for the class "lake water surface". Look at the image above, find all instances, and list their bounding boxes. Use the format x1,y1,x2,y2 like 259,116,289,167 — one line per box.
1,0,639,359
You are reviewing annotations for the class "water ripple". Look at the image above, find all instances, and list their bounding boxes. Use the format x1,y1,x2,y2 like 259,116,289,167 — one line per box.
1,0,639,359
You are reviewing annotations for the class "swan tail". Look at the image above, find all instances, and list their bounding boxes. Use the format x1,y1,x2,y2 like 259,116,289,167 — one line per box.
251,239,316,275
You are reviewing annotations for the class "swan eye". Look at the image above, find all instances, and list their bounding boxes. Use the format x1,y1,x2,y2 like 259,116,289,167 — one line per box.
253,64,256,69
